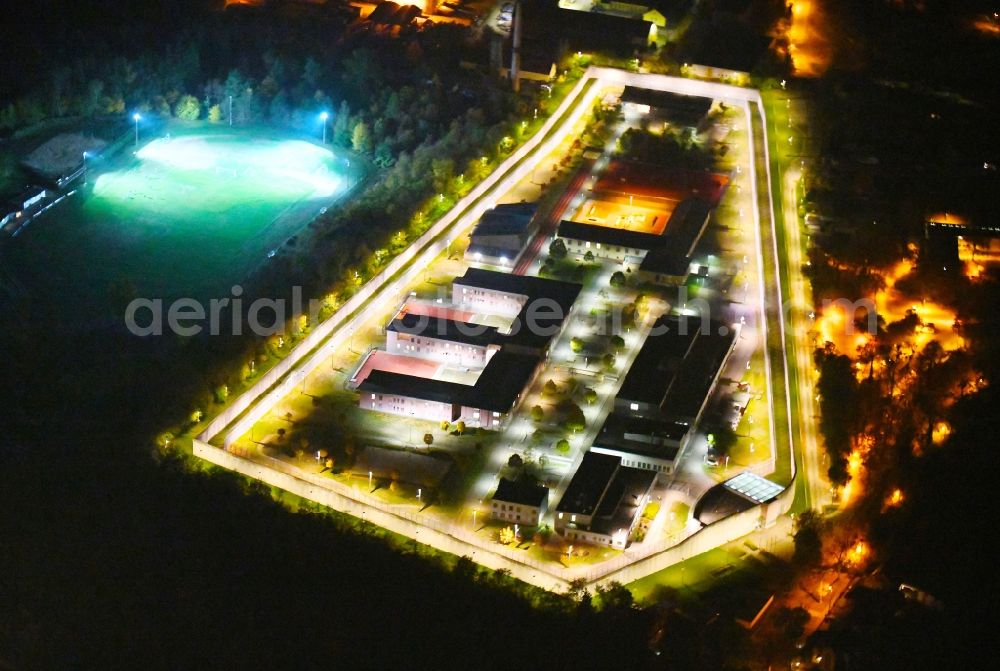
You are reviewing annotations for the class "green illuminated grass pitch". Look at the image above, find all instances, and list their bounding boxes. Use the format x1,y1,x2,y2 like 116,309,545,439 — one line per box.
5,130,356,311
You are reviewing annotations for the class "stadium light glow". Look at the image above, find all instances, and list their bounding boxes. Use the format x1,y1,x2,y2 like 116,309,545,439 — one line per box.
319,111,329,143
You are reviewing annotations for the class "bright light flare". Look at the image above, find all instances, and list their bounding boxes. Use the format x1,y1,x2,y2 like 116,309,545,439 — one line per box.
847,539,869,566
932,421,952,446
885,488,904,509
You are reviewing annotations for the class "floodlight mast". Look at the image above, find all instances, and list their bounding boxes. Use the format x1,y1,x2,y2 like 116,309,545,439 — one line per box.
320,111,329,144
132,113,141,147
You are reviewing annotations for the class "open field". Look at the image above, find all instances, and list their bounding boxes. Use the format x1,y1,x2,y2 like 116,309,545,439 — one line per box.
2,128,358,315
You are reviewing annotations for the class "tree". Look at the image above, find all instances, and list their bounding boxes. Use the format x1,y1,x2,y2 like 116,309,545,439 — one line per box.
584,388,598,404
174,94,200,120
565,404,586,433
595,581,635,612
570,337,585,353
549,238,567,260
566,578,588,601
499,526,516,545
610,271,626,288
542,379,559,396
530,405,545,422
610,335,625,351
584,250,595,262
333,101,351,146
351,120,371,153
773,606,810,640
507,453,523,469
815,346,859,485
793,509,825,567
439,420,451,432
423,433,434,447
556,438,570,452
207,104,222,123
454,420,466,435
324,457,335,470
431,157,454,193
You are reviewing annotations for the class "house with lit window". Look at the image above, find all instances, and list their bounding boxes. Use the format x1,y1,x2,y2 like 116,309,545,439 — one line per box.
451,268,581,357
465,202,538,267
591,414,687,477
354,269,582,429
386,310,501,368
490,477,549,526
553,451,656,549
357,349,541,430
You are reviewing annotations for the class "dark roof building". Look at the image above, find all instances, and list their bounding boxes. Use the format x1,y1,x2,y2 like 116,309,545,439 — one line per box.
556,451,622,518
367,1,422,26
638,248,692,277
678,25,772,76
616,314,736,424
558,219,664,251
518,0,655,55
663,197,713,257
467,203,539,264
593,413,687,465
472,203,537,237
554,451,656,548
358,349,540,413
453,268,582,353
493,477,549,509
694,472,785,525
387,312,500,348
620,86,714,128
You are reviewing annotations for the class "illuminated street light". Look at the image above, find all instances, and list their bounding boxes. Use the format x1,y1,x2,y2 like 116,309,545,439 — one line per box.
82,151,88,185
319,111,329,144
132,113,141,147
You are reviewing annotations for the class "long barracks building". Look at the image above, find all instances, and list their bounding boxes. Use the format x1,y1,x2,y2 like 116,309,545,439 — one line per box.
354,268,581,429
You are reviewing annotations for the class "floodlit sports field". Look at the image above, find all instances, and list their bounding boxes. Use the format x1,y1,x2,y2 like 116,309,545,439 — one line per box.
569,195,675,235
4,130,357,314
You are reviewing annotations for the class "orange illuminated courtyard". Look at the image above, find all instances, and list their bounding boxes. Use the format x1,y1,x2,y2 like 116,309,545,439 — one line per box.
570,194,675,235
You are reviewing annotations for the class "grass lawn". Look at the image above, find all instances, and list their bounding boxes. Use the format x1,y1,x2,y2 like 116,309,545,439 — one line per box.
665,502,690,535
628,546,744,603
3,125,359,316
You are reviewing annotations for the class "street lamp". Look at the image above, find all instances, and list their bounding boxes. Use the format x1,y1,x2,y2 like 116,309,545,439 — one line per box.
319,111,329,144
132,113,141,147
368,470,373,490
82,151,88,186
